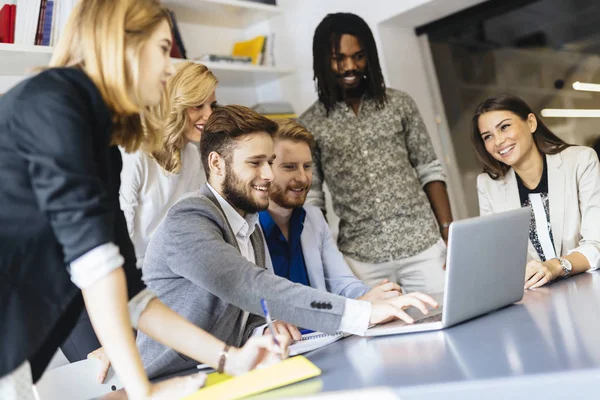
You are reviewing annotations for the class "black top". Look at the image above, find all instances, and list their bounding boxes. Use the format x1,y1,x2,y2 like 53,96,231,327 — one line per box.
0,68,144,379
515,155,555,261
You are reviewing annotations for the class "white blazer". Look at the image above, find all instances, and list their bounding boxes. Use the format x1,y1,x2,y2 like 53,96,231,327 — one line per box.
477,146,600,271
263,205,371,299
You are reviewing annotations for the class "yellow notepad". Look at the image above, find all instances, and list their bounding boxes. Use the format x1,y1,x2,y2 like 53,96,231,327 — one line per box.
183,356,321,400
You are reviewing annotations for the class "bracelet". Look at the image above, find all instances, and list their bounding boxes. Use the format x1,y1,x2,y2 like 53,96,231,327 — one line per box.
217,344,231,374
439,222,451,232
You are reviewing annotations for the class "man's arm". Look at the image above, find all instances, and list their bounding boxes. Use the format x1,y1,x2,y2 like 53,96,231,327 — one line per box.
163,198,346,335
423,181,453,242
400,92,452,239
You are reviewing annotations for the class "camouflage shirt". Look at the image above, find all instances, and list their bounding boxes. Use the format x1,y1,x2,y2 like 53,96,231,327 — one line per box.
299,88,445,263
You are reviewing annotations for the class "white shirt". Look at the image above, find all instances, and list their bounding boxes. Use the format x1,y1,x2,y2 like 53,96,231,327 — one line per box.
119,143,206,267
206,184,371,335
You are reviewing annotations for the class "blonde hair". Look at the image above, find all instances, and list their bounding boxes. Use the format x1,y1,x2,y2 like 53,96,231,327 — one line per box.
50,0,171,153
274,119,315,148
151,61,218,173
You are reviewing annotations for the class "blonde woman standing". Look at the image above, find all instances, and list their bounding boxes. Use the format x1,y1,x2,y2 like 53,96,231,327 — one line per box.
120,61,217,268
0,1,286,399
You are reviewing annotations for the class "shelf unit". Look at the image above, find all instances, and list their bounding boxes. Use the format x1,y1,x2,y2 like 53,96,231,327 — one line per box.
0,0,293,95
163,0,281,28
0,43,53,75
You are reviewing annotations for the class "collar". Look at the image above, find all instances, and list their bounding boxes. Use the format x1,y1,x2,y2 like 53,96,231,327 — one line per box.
259,207,307,241
207,183,258,239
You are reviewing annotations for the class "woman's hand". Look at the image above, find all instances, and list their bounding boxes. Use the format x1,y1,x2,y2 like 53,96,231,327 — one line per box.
88,347,111,383
225,334,291,376
524,259,562,289
359,279,402,302
143,373,207,400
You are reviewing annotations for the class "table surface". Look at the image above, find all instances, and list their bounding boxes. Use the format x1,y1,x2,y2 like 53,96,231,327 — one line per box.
302,271,600,398
99,271,600,399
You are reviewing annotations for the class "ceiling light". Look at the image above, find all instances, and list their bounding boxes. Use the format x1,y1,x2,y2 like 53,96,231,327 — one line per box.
541,109,600,118
572,81,600,92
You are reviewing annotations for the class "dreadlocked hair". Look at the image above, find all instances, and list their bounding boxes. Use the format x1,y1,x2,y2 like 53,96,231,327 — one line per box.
312,12,386,115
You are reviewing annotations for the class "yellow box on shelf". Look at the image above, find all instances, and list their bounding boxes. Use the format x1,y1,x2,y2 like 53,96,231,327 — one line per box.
183,356,322,400
232,35,266,65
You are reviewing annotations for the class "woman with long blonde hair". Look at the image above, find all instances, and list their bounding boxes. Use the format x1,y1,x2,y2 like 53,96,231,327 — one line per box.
0,1,286,399
120,61,217,269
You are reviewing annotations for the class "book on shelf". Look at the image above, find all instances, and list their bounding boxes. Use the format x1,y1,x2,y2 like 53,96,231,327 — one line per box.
242,0,277,5
232,34,276,66
2,0,65,46
232,35,265,65
0,3,16,44
252,101,295,115
168,9,187,59
195,54,252,64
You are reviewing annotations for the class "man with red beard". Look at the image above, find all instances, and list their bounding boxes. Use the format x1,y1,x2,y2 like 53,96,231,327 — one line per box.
138,106,438,378
259,120,401,301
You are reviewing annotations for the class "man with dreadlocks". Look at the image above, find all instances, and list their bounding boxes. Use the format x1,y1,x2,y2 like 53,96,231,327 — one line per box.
299,12,453,295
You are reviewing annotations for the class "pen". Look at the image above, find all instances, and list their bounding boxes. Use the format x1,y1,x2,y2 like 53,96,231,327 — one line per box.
260,298,281,349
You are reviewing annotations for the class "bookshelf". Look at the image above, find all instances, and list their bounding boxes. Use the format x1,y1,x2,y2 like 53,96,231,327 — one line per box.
174,59,294,87
0,0,294,105
0,43,53,75
162,0,281,29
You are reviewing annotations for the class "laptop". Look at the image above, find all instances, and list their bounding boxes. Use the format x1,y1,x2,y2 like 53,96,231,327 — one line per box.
365,207,530,337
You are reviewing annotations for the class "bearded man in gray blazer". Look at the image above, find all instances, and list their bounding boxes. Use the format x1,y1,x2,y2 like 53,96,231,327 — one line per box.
137,105,437,379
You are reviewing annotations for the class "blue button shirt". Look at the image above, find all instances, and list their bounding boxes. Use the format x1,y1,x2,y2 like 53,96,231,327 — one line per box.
259,208,310,286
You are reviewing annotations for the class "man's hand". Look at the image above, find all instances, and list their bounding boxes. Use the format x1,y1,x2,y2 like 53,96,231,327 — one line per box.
263,321,302,342
369,292,439,326
359,279,402,302
525,259,562,289
87,347,111,384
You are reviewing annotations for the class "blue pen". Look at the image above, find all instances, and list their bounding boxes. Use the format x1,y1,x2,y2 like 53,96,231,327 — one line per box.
260,298,281,348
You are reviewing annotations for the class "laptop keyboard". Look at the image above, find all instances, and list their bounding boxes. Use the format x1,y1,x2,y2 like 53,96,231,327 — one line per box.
413,309,443,324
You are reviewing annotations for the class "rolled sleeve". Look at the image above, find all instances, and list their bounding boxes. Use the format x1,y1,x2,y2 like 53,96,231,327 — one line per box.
338,298,371,335
128,288,158,330
415,159,446,187
68,242,124,289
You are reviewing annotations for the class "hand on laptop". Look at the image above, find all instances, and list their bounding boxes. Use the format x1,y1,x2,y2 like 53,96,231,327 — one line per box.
263,321,302,342
88,346,110,383
359,279,402,302
369,292,439,325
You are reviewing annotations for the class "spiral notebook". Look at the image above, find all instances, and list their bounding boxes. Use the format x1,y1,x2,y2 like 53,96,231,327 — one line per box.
289,330,347,356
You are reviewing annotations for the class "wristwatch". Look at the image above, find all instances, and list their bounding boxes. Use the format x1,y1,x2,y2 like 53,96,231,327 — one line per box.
557,257,572,277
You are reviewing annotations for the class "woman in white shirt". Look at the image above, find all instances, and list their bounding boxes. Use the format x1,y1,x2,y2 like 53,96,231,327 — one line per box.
471,94,600,289
120,61,216,267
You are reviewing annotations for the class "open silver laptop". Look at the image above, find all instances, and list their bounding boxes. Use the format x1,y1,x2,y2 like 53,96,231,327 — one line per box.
365,207,530,337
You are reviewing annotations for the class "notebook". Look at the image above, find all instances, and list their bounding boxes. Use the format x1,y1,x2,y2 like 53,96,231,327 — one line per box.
183,356,321,400
289,331,346,356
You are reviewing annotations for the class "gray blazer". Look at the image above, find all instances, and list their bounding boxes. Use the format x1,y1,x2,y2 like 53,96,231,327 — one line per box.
137,184,346,378
263,205,371,299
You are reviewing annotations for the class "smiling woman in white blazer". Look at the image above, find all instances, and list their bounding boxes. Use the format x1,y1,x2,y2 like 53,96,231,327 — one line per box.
472,94,600,289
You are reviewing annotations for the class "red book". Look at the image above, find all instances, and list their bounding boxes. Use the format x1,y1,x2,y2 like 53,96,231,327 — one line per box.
9,5,16,43
0,4,10,43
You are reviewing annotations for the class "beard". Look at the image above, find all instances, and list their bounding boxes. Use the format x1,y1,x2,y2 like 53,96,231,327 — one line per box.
222,163,269,214
336,70,367,100
269,182,309,209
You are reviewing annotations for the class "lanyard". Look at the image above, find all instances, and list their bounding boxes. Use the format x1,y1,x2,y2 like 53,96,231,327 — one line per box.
529,193,556,261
